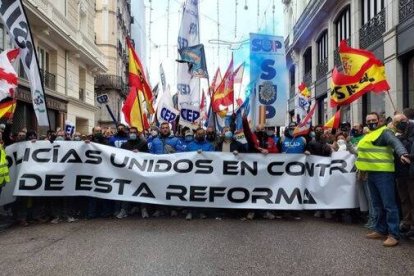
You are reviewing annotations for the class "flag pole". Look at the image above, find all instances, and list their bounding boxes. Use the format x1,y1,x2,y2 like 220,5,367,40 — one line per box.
386,90,397,113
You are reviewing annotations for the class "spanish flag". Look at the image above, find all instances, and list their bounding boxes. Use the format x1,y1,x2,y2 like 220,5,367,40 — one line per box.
324,109,341,129
330,40,389,107
298,82,311,98
126,38,154,114
330,61,389,107
122,87,150,132
0,98,16,119
338,40,377,77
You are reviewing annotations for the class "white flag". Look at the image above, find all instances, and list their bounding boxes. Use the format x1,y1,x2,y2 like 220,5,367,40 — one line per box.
0,0,49,127
177,0,201,127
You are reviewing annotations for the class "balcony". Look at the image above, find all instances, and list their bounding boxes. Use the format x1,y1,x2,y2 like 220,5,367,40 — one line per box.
79,88,85,101
39,69,56,91
95,74,123,91
359,9,386,49
316,58,328,80
400,0,414,24
303,71,312,87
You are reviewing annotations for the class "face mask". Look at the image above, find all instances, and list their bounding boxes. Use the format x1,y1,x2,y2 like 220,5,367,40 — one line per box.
55,136,64,141
206,133,215,141
118,129,126,136
397,121,408,132
196,135,205,142
367,123,378,131
185,136,193,142
129,133,137,140
337,139,346,146
224,131,233,140
151,130,158,137
266,130,275,136
288,130,294,137
94,133,103,138
309,132,316,138
74,136,81,141
351,129,361,137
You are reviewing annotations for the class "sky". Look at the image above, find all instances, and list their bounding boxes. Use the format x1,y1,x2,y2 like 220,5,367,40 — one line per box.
144,0,285,88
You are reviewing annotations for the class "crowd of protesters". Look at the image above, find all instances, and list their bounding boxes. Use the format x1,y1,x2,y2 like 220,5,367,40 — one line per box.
1,108,414,247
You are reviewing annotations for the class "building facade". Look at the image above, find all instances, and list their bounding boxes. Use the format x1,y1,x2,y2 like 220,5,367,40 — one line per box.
1,0,106,134
283,0,414,125
94,0,132,129
131,0,147,68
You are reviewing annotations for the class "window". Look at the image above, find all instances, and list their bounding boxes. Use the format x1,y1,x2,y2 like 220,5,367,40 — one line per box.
335,6,351,47
0,24,4,52
289,66,295,87
303,47,312,74
37,46,50,72
362,0,384,24
317,31,328,63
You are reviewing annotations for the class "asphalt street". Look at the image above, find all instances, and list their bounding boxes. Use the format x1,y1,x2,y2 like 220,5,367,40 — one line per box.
1,216,414,276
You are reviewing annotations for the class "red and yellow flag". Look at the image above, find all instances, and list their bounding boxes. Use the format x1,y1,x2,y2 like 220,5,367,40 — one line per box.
330,40,390,107
293,101,317,137
338,40,377,77
122,87,150,132
324,109,341,129
330,62,389,107
126,38,154,114
212,57,234,113
0,98,16,119
298,82,311,98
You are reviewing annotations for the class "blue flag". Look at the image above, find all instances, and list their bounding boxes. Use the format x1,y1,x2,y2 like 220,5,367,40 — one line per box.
177,44,208,78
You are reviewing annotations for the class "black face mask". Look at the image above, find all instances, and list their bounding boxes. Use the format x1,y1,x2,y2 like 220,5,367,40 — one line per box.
206,133,215,141
315,131,323,140
196,135,205,142
397,121,408,132
117,130,127,137
367,123,378,131
351,129,361,137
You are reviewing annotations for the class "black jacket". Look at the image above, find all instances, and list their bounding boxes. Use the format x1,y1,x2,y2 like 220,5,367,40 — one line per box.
121,138,149,153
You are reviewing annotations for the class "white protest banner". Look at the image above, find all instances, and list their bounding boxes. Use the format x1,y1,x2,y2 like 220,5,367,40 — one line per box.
1,142,358,210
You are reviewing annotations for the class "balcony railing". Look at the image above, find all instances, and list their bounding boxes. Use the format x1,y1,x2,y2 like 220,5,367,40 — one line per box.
400,0,414,24
359,9,386,49
303,71,312,87
39,69,56,90
95,74,128,97
316,58,328,80
79,88,85,101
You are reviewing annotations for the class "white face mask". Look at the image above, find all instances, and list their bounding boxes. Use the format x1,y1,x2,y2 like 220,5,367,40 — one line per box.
337,139,346,146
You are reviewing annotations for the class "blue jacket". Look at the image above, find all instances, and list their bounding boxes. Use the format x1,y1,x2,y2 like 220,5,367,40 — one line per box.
176,137,193,152
109,135,129,148
150,135,181,154
186,139,215,152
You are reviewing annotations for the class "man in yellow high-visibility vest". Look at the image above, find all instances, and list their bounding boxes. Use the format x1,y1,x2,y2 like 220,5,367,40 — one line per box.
356,112,411,247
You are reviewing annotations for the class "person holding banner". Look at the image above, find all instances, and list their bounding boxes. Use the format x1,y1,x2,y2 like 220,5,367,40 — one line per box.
356,112,410,247
86,126,112,220
150,122,181,154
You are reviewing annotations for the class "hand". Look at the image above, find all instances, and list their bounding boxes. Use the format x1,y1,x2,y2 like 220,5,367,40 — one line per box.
84,140,91,144
260,148,268,155
233,150,239,155
133,149,138,153
197,149,202,154
304,151,311,155
31,139,36,143
401,154,411,164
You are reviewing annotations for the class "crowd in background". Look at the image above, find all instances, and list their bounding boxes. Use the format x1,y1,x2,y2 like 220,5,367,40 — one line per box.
1,108,414,246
